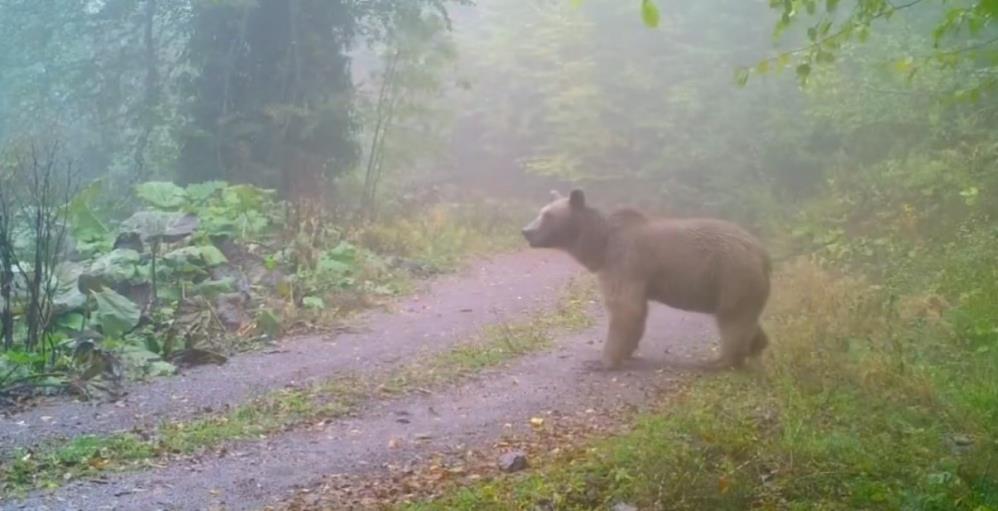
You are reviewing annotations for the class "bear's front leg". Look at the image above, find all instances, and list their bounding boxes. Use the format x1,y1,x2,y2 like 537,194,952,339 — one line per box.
593,279,648,371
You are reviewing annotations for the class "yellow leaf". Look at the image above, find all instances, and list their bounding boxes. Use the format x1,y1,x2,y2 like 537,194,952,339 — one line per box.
719,475,731,494
893,56,914,73
777,53,791,69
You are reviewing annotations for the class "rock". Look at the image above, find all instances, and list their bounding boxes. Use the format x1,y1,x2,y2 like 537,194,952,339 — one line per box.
215,292,250,331
953,434,974,446
532,500,555,511
498,451,528,473
168,348,227,368
951,433,975,454
209,264,252,297
612,504,638,511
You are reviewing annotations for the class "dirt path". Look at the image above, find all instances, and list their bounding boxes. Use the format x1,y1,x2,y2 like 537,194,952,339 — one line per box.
1,249,718,511
0,250,577,456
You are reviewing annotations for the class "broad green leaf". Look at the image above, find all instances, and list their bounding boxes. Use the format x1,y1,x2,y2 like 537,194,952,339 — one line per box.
121,211,200,243
92,287,141,339
162,246,208,270
641,0,660,28
119,345,175,377
53,262,87,313
199,245,228,266
86,249,142,285
193,278,234,298
222,184,275,211
184,181,227,204
135,181,187,210
57,312,86,332
302,296,325,309
163,245,227,269
67,182,110,243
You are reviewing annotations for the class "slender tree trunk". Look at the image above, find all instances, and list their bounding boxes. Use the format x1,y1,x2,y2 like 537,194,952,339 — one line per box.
368,85,404,221
362,47,402,220
0,221,14,351
134,0,160,180
0,164,16,351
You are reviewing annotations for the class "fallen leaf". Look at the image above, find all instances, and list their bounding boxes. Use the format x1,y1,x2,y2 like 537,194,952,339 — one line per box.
719,475,731,494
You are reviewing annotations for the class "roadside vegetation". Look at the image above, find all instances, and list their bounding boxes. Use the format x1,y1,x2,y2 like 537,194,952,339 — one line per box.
0,276,592,497
0,172,521,407
400,1,998,509
1,0,996,509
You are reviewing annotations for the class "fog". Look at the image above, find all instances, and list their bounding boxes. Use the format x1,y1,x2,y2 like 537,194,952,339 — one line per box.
0,1,996,508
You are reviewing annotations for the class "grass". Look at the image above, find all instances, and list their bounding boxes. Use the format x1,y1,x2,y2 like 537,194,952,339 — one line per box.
1,380,365,495
0,276,597,498
403,258,998,511
287,199,527,333
353,200,526,272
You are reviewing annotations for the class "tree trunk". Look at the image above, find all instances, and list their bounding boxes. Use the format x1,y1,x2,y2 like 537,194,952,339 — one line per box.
133,0,160,180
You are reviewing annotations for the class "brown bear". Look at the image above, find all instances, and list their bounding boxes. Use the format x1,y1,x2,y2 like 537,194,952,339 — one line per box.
522,189,771,370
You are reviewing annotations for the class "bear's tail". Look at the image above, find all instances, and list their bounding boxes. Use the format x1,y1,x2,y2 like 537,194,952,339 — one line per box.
748,327,769,357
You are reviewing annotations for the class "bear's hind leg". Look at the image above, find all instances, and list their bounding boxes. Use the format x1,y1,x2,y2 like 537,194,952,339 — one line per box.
748,326,769,357
707,312,759,370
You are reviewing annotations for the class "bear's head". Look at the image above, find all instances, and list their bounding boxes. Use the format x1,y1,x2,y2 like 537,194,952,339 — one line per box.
522,189,587,249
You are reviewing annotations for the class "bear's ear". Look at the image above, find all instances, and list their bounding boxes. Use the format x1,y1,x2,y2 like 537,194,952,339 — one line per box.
550,190,564,200
569,189,586,209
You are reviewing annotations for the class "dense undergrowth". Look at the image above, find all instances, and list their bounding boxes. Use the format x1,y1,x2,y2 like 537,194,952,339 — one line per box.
0,177,522,408
404,143,998,510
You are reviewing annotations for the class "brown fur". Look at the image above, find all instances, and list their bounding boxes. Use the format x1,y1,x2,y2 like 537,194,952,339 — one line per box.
522,189,771,370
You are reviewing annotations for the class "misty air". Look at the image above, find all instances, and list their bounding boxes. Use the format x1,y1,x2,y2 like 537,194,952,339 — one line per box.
0,1,995,509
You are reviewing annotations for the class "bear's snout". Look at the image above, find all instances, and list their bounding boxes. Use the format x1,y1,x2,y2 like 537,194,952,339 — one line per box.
521,227,535,245
522,226,543,247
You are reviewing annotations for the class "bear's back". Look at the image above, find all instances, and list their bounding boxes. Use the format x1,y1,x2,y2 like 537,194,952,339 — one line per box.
605,213,770,313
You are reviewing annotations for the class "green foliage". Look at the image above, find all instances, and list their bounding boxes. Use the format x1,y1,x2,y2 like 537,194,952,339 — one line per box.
178,0,458,195
4,179,289,397
744,0,998,95
120,211,199,244
640,0,660,28
409,258,998,510
27,179,511,394
86,249,143,285
355,6,460,216
354,201,523,272
66,181,113,256
91,288,141,340
135,181,187,210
